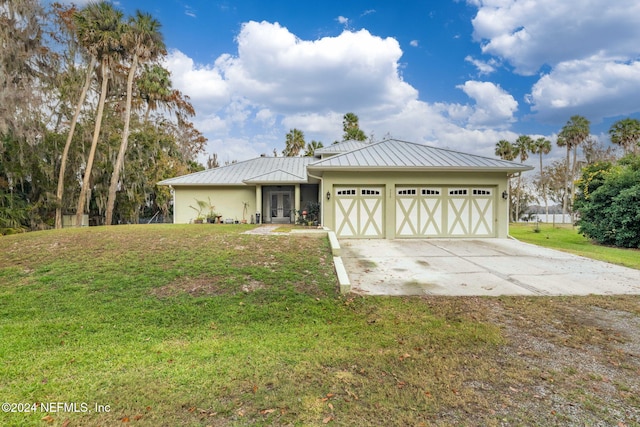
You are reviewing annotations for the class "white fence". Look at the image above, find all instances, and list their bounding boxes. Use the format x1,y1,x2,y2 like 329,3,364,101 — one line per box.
525,214,573,224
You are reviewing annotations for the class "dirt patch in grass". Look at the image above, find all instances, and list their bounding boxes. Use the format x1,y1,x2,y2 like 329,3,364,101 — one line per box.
430,296,640,426
151,276,268,298
151,276,226,297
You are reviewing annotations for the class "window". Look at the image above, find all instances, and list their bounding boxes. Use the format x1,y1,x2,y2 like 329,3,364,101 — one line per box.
422,188,441,195
337,189,356,196
449,189,468,195
397,188,417,195
361,189,381,195
472,189,492,196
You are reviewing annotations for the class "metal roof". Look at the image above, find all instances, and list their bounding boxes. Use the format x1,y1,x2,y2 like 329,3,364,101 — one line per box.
308,139,534,173
243,169,307,184
158,157,313,186
159,139,533,187
314,139,369,156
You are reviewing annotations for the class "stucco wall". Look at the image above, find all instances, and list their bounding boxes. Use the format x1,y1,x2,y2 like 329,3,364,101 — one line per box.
173,186,257,224
320,171,510,238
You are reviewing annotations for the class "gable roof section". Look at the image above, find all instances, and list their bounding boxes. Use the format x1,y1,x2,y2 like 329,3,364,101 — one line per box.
243,169,307,184
308,139,534,173
158,157,313,186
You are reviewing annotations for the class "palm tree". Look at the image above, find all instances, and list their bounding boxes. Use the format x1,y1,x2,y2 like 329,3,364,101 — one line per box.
558,115,590,220
609,118,640,155
342,112,367,141
137,64,172,123
495,139,515,161
106,10,165,226
53,2,100,229
55,55,96,229
74,1,124,227
283,128,305,157
304,140,324,157
531,137,552,219
513,135,533,221
494,139,516,221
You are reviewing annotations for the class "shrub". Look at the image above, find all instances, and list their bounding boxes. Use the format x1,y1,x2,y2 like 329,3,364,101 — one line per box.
575,155,640,248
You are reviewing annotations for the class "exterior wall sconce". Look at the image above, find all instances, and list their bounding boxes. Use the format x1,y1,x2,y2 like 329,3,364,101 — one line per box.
326,191,331,200
502,191,508,200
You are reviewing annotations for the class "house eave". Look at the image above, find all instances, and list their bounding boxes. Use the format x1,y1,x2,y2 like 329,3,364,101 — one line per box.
157,181,250,187
306,165,534,174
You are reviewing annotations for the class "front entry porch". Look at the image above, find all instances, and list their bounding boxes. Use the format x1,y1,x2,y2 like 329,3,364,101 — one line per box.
269,190,293,224
260,184,320,224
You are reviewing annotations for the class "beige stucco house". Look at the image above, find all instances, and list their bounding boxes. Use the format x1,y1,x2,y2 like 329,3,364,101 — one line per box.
158,139,532,238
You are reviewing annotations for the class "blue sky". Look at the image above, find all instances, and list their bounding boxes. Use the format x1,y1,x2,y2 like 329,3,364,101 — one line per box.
55,0,640,165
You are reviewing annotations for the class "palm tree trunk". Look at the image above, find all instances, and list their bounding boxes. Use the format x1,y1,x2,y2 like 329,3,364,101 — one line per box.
540,152,548,220
55,56,96,229
75,60,109,227
571,144,578,222
106,56,137,226
562,144,570,223
144,103,151,123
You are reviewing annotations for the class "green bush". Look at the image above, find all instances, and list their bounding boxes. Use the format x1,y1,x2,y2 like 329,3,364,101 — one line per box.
575,156,640,248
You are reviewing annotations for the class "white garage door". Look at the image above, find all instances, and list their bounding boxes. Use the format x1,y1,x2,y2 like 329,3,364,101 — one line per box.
396,187,495,238
335,187,384,238
396,188,443,237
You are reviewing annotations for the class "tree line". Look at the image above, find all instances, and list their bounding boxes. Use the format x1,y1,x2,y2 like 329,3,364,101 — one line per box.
0,1,206,233
495,115,640,247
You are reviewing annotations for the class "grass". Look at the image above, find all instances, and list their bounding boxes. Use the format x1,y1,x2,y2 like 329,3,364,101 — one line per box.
510,223,640,270
1,225,639,426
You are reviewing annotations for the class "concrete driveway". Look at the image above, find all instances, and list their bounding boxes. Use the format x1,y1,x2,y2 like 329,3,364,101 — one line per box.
340,238,640,296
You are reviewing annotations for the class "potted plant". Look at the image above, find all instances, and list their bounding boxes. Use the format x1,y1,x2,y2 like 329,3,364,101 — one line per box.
189,199,207,224
190,197,217,224
296,202,320,227
206,211,219,224
241,201,250,224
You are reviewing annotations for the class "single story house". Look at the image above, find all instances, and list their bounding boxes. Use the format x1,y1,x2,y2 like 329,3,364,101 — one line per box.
158,139,533,238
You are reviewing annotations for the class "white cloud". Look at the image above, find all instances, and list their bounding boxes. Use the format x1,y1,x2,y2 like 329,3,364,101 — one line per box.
470,0,640,75
255,109,276,127
456,81,518,128
165,20,526,161
217,21,417,115
163,49,230,110
282,112,343,136
469,0,640,123
184,6,196,18
410,40,419,47
527,56,640,122
336,16,349,25
464,55,498,75
195,114,227,133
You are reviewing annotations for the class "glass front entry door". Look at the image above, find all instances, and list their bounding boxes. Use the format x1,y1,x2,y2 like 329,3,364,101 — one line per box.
270,191,292,223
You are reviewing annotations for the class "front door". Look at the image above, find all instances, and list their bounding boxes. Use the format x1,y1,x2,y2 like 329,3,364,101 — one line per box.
270,191,292,223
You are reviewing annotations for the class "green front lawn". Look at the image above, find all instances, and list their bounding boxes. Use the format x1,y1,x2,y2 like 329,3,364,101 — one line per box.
509,223,640,270
1,225,639,426
0,225,503,426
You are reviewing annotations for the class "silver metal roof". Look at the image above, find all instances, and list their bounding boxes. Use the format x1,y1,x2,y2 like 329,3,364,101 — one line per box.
158,157,313,186
159,139,533,187
314,139,369,156
308,139,534,172
243,169,307,184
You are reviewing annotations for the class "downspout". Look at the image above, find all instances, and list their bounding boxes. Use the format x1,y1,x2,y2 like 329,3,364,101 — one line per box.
505,172,521,236
169,185,176,224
